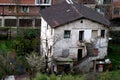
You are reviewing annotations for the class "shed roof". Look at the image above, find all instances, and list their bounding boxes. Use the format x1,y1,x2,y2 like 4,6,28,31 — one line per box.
40,1,110,28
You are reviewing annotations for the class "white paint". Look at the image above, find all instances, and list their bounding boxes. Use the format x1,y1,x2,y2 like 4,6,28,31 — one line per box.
84,30,92,42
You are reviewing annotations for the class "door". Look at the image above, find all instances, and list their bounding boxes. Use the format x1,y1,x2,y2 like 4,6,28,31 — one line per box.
78,49,82,61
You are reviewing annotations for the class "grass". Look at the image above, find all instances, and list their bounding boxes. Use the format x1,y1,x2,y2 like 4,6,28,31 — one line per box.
26,70,120,80
33,73,86,80
99,70,120,80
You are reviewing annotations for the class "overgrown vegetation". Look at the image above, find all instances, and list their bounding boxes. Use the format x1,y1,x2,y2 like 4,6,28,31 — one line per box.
0,28,41,79
108,31,120,70
28,70,120,80
33,73,86,80
0,29,120,79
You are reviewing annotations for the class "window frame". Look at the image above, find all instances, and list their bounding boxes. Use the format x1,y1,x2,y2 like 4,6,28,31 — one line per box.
35,0,51,5
21,6,29,13
101,30,105,38
64,30,71,39
92,30,98,38
114,8,120,15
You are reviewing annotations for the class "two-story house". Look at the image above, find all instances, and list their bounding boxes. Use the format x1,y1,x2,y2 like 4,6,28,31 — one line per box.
40,1,110,73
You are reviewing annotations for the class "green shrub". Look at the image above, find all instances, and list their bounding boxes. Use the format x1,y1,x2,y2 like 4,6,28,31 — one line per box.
12,29,40,55
49,74,57,80
34,73,47,80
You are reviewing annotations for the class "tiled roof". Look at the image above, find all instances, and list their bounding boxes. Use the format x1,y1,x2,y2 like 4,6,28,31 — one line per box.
40,1,110,28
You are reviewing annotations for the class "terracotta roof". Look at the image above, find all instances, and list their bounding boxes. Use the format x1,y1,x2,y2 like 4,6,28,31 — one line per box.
40,1,110,28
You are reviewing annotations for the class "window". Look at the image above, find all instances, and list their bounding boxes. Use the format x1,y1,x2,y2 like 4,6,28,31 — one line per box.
96,6,105,16
5,19,17,27
35,19,41,27
64,30,71,38
21,6,29,13
97,0,103,4
101,30,105,38
8,5,16,12
79,31,84,41
36,0,51,5
114,8,120,15
92,30,98,38
19,19,32,27
103,0,111,4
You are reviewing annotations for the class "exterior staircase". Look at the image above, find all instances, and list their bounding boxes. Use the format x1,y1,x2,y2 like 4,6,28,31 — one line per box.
72,43,95,73
73,56,93,73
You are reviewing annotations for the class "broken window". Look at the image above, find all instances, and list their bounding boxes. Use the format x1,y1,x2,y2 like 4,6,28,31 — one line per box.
64,30,71,38
101,30,105,38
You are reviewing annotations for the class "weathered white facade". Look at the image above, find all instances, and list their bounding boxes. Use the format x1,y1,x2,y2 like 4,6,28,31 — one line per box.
41,17,54,57
41,18,109,60
40,1,110,73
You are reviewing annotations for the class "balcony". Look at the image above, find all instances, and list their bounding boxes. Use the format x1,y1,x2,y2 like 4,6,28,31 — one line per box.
35,0,51,6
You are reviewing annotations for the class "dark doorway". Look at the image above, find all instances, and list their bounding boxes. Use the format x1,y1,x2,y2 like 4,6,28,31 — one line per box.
78,49,82,61
57,64,70,74
79,31,84,41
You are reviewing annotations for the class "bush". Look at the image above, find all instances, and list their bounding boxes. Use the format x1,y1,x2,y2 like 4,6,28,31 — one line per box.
34,73,47,80
12,29,40,55
49,74,57,80
0,28,40,78
26,52,45,79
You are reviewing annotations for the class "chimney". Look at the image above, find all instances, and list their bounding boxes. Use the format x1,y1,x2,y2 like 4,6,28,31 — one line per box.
66,0,74,4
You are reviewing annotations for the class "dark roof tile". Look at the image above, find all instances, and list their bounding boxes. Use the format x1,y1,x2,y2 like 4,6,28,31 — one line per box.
40,1,110,28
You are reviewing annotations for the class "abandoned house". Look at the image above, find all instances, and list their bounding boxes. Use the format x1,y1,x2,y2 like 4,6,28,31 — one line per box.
40,1,110,73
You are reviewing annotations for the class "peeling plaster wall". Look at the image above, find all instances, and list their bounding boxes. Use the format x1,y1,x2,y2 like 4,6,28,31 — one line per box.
41,18,109,60
41,17,54,57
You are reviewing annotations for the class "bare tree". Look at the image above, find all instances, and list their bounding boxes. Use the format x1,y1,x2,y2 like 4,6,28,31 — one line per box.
40,33,62,73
